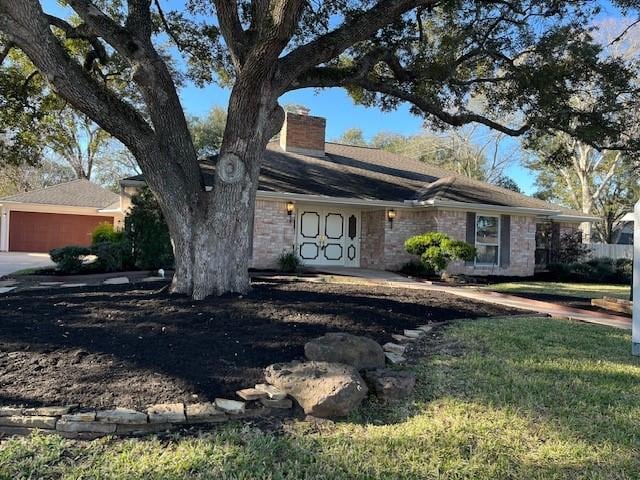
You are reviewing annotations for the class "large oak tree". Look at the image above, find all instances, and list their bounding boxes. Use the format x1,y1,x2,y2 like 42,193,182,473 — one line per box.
1,0,639,299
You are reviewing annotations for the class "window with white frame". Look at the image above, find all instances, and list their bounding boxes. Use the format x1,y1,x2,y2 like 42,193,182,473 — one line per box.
475,215,499,265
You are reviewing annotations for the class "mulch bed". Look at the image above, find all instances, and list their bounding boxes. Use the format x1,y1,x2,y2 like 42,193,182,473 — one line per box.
0,280,519,409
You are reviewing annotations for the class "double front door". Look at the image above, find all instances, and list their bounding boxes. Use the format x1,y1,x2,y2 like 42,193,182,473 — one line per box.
296,206,360,266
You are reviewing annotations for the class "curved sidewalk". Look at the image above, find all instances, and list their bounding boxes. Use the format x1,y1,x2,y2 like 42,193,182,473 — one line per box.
307,267,632,330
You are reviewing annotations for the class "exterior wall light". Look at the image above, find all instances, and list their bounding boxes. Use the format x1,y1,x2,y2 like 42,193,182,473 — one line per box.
387,209,396,229
286,201,295,222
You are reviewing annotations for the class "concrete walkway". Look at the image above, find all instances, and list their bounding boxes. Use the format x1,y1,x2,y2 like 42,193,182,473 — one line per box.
0,252,53,277
305,267,632,330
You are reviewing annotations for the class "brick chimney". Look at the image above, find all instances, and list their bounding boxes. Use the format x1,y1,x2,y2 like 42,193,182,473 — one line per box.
279,108,326,157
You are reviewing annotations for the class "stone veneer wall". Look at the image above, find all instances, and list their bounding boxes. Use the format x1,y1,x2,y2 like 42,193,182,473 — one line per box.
436,209,537,277
251,199,296,269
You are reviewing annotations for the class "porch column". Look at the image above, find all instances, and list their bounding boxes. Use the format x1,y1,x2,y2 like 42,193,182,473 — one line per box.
632,199,640,355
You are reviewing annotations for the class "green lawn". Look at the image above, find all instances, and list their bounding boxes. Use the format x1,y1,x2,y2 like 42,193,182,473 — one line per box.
483,281,631,299
2,317,640,479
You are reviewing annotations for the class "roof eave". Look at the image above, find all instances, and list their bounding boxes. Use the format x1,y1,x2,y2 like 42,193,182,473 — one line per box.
416,198,557,216
256,190,409,208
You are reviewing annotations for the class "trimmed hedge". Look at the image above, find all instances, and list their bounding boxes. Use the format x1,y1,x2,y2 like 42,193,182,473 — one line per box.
49,246,91,274
547,257,632,284
405,232,476,273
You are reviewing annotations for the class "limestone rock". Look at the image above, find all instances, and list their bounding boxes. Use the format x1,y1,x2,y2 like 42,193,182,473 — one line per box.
96,408,147,424
384,352,406,365
56,419,116,434
255,383,287,400
364,369,416,401
403,329,424,339
103,277,129,285
0,415,57,429
382,343,406,355
260,397,293,409
147,403,185,424
215,398,245,414
236,388,267,401
186,403,227,423
61,411,96,422
265,361,368,418
304,333,385,370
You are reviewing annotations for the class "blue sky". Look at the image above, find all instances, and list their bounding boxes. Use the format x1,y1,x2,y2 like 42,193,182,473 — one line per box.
43,0,626,195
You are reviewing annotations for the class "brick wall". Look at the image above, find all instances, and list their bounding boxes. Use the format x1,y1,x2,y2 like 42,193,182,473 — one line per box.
360,208,437,270
383,209,437,270
360,210,386,269
250,199,296,269
279,112,326,157
436,209,536,277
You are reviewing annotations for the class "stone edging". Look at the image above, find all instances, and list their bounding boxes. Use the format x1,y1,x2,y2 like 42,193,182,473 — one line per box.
0,320,446,441
0,388,292,441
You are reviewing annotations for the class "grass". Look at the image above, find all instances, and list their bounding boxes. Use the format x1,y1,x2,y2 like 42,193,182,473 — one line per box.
483,281,631,299
2,316,640,479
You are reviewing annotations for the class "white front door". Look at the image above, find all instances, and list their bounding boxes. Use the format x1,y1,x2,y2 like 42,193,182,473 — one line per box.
296,206,360,266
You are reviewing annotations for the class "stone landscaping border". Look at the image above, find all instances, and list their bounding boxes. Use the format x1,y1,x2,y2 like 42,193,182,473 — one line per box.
0,306,445,441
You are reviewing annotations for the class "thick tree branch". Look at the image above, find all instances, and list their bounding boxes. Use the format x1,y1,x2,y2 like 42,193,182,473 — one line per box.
276,0,439,90
355,78,531,136
0,0,154,156
212,0,248,69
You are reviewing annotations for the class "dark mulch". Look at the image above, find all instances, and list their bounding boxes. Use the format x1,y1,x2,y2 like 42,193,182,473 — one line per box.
0,280,519,409
504,291,631,317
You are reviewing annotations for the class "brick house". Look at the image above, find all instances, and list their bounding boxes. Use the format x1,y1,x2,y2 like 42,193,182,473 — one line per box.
121,111,595,277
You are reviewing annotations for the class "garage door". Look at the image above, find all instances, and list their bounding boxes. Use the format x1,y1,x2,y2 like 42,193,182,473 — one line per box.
9,211,114,253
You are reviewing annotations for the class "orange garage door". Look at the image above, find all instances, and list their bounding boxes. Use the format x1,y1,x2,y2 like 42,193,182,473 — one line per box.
9,211,114,252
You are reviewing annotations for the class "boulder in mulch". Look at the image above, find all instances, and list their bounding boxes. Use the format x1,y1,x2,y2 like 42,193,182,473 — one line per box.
364,369,416,402
264,361,368,418
304,333,385,370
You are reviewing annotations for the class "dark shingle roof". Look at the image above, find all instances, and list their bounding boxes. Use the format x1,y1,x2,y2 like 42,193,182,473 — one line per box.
123,141,587,216
0,179,119,209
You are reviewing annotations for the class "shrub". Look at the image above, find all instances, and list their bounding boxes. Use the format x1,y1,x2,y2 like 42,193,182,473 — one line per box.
125,187,174,270
405,232,476,273
91,222,124,245
547,257,632,284
49,246,91,274
278,249,302,273
92,240,133,273
558,231,591,263
399,260,435,278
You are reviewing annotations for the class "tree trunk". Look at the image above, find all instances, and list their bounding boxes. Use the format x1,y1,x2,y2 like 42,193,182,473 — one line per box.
146,88,283,300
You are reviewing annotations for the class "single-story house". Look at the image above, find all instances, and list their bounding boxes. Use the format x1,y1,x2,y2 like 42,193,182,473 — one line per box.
121,111,597,276
0,179,123,252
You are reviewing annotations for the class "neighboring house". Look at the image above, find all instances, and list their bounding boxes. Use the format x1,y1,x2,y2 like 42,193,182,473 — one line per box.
0,179,123,252
121,111,596,277
616,212,634,245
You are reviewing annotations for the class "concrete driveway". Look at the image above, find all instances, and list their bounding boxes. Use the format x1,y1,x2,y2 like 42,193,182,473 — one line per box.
0,252,53,277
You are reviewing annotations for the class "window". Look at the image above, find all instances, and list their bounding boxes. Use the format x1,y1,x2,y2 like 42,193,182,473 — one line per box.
475,215,499,265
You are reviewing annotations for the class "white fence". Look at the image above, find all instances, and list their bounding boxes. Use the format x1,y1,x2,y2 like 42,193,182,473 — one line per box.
588,243,633,260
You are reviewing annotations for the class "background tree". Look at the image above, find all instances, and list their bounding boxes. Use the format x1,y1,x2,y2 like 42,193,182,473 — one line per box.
189,106,227,157
1,1,639,299
334,127,368,146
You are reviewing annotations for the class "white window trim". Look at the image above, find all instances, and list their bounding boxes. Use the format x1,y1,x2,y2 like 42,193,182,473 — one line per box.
475,214,500,267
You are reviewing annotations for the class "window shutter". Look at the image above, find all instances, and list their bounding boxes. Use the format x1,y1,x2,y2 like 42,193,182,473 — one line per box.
500,215,511,268
465,212,476,265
